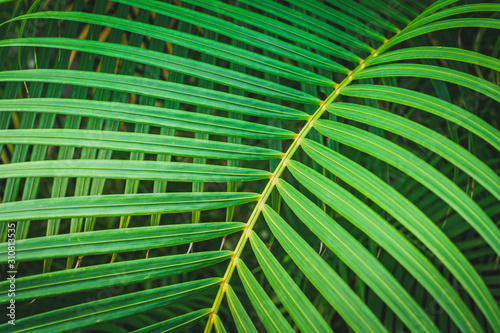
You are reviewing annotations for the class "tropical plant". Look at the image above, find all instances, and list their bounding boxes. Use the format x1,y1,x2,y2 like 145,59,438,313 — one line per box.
0,0,499,331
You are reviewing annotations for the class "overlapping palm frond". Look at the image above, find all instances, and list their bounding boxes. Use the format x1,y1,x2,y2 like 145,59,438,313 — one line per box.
0,0,499,332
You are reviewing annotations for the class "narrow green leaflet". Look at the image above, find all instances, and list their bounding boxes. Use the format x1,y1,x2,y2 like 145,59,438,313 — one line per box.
0,38,320,104
112,0,348,72
275,178,440,333
133,309,211,333
5,12,335,86
388,18,500,48
340,85,500,151
214,315,228,333
226,285,258,333
0,98,296,139
0,278,221,333
411,0,459,23
409,4,500,28
0,252,231,303
314,120,500,258
353,64,500,104
0,70,309,119
0,192,258,223
286,160,482,333
236,259,294,333
369,47,500,72
262,205,387,333
328,102,500,201
0,222,244,262
301,139,500,330
0,129,283,160
0,160,271,182
249,232,333,333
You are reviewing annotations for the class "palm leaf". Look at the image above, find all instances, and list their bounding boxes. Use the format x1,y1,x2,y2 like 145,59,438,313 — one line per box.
0,0,498,332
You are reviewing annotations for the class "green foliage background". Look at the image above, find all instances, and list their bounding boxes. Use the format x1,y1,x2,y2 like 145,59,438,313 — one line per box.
0,0,499,332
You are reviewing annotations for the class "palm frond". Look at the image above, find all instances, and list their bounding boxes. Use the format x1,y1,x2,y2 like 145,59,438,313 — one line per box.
0,0,499,332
